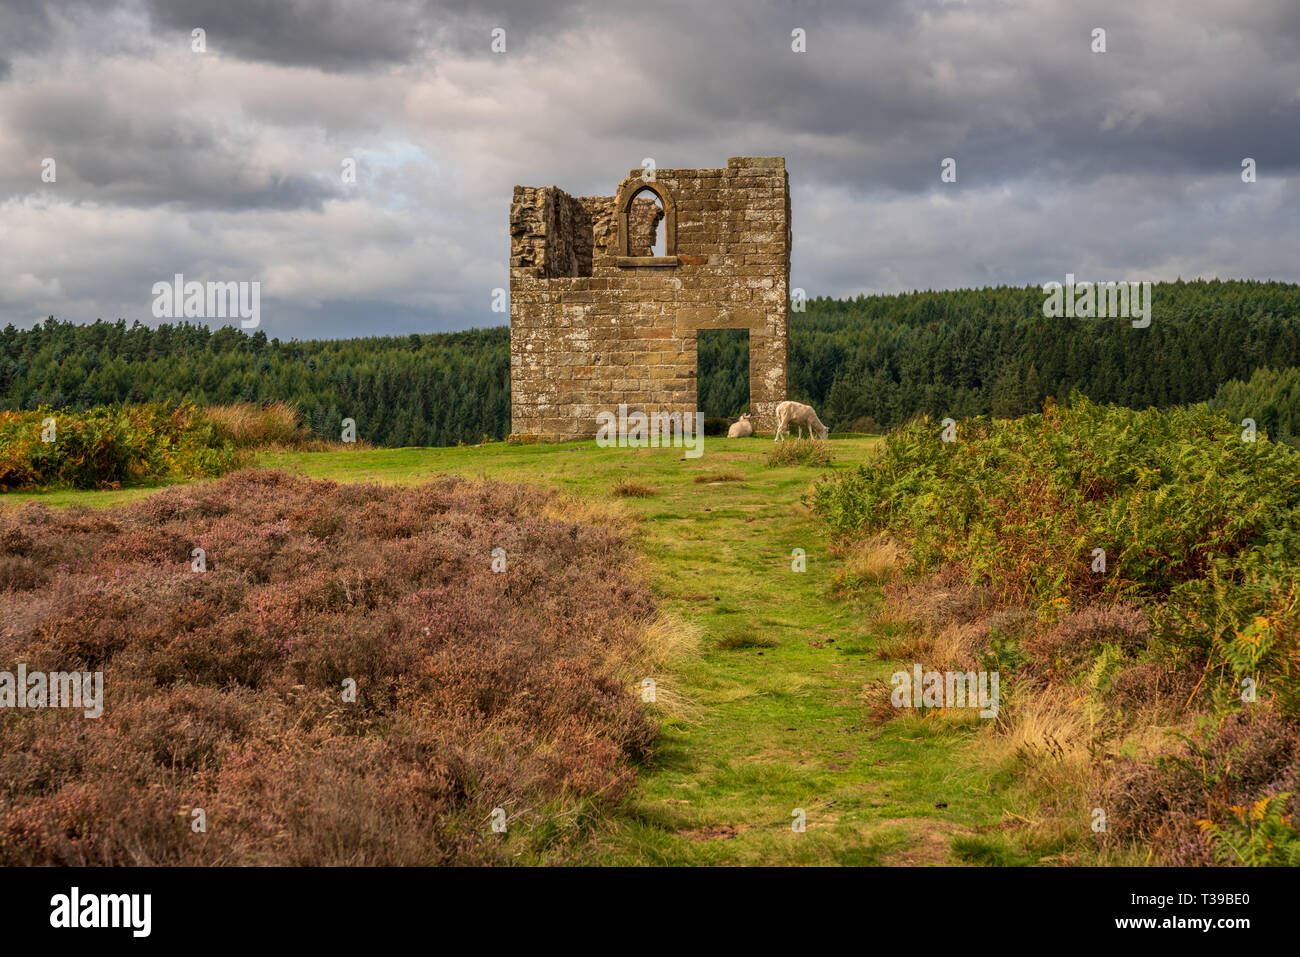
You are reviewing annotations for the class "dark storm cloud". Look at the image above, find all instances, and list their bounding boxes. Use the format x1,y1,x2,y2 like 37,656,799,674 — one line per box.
140,0,431,71
0,0,153,70
591,0,1300,193
1,76,340,210
139,0,593,69
0,0,59,62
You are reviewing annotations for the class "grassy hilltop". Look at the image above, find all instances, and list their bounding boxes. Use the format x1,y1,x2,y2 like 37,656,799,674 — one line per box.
4,405,1300,865
7,416,1289,863
3,435,1048,865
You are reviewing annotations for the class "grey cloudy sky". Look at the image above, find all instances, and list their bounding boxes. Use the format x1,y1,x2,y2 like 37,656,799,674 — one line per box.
1,0,1297,338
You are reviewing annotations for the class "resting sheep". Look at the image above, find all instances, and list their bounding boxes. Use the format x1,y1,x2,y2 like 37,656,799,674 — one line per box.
774,400,829,441
727,414,754,438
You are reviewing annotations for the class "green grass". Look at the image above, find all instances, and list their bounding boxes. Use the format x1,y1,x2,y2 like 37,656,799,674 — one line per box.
1,482,183,509
2,436,1053,865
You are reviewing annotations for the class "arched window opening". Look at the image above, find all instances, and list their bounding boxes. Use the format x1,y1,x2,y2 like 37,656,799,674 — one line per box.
625,187,666,258
615,180,676,262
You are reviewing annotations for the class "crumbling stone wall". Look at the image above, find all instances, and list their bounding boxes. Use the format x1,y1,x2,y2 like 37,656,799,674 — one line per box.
510,188,665,277
509,157,790,439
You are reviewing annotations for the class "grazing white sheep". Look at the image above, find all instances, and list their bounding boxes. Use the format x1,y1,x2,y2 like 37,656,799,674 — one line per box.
727,413,754,438
774,400,829,441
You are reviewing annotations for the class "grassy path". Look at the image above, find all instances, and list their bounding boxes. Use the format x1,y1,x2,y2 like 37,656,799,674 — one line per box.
259,438,1019,865
6,438,1029,865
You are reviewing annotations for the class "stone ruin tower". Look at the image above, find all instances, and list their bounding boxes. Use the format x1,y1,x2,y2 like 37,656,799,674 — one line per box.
508,157,791,440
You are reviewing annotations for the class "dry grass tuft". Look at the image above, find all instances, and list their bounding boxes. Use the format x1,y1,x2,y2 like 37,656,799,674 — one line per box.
692,472,745,484
766,438,835,468
537,492,635,536
611,482,658,498
204,401,306,448
293,436,375,452
884,573,995,632
986,681,1090,770
843,535,901,585
607,613,705,724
